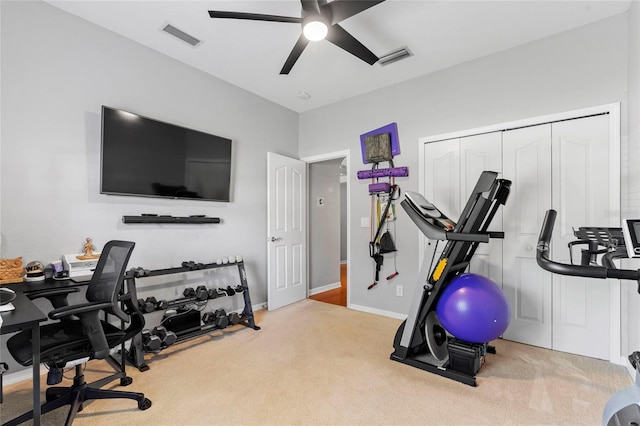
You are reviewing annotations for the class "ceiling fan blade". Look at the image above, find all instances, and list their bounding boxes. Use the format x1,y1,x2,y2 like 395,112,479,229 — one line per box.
208,10,301,24
323,0,386,25
325,24,378,65
280,34,310,75
301,0,321,16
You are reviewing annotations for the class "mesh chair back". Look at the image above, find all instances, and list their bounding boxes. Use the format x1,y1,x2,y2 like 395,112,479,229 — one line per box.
86,241,135,322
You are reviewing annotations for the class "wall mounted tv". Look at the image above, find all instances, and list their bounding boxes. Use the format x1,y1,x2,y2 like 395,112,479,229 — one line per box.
100,106,232,202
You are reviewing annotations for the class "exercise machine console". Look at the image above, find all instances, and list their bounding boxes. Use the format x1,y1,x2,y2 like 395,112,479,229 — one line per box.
536,209,640,426
390,171,511,386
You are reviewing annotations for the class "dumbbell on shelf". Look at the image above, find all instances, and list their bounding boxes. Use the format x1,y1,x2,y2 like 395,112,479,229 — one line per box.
137,298,155,313
202,308,230,329
152,325,177,347
215,255,242,265
155,298,169,310
129,266,151,278
141,329,161,352
227,312,242,325
138,297,169,313
182,261,204,270
183,286,209,301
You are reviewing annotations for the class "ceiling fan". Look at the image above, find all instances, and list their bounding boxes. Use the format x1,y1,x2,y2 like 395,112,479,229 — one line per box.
208,0,385,75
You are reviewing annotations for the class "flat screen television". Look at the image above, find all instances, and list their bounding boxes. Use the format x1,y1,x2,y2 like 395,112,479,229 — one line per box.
100,106,232,202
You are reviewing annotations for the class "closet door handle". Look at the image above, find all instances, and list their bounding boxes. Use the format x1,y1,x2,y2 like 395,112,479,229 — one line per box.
269,237,282,242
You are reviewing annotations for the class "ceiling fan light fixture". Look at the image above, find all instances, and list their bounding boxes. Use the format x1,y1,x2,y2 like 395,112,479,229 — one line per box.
302,16,328,41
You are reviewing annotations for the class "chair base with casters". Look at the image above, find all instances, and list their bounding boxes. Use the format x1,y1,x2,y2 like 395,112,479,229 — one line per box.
3,240,151,426
4,363,151,426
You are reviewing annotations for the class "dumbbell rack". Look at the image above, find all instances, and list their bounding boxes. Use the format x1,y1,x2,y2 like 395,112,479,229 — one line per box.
126,260,260,372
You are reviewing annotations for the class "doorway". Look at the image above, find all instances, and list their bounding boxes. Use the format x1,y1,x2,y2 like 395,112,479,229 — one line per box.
303,151,350,308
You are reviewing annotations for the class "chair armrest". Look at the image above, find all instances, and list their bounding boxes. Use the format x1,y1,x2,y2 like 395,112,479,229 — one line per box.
27,287,80,300
27,287,81,310
48,301,112,321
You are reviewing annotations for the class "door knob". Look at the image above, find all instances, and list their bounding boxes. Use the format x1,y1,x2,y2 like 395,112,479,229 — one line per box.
269,237,282,242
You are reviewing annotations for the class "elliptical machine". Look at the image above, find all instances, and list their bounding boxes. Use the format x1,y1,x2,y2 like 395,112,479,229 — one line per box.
536,209,640,426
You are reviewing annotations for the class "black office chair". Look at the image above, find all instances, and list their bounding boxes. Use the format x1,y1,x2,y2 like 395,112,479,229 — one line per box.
5,240,151,425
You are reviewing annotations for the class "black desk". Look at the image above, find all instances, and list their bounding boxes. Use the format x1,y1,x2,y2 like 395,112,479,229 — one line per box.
1,290,47,426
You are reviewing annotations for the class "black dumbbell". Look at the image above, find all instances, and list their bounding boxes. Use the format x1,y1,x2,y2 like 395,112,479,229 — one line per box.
234,285,244,293
141,329,161,352
144,296,168,312
208,288,226,298
129,267,150,278
202,311,216,325
228,312,241,325
152,325,177,346
183,287,196,298
137,298,155,313
222,286,236,296
155,299,169,310
195,285,209,301
214,308,229,329
181,261,205,270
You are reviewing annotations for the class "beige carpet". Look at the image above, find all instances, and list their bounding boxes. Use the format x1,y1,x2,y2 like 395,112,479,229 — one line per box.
1,299,633,425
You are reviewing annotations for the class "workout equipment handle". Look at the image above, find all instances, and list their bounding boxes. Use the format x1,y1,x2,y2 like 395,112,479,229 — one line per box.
537,209,640,281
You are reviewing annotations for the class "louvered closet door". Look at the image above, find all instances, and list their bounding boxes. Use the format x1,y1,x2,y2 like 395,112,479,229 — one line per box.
502,124,553,349
551,115,612,359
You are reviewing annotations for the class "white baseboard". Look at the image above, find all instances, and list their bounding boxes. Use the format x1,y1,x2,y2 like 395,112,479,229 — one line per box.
309,282,341,296
3,365,48,386
252,302,268,311
349,304,407,320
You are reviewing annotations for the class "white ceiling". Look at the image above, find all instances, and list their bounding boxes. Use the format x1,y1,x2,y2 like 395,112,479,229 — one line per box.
45,0,631,113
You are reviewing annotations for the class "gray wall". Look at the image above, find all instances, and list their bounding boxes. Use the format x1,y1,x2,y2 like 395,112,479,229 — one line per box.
2,1,639,372
0,1,298,305
299,13,630,316
308,159,342,291
624,1,640,360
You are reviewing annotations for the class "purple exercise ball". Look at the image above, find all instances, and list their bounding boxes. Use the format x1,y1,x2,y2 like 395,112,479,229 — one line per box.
435,273,511,344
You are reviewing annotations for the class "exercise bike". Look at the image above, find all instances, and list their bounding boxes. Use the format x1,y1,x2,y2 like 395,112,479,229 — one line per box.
536,209,640,426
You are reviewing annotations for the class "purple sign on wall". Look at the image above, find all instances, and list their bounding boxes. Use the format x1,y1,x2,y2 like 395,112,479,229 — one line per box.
360,122,400,164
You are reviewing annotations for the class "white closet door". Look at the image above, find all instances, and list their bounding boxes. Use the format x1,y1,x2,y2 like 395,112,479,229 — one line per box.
551,115,612,359
460,132,503,286
424,139,460,219
502,124,553,348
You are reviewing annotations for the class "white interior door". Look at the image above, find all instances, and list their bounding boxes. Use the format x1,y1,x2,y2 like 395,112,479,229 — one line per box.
551,115,613,359
424,140,460,219
267,152,307,310
502,124,553,348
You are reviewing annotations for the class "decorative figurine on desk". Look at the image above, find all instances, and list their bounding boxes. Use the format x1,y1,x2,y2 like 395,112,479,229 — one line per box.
24,261,45,283
0,257,24,284
76,238,100,260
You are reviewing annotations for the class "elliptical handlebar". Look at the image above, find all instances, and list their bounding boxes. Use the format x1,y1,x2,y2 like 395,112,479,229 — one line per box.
537,209,640,282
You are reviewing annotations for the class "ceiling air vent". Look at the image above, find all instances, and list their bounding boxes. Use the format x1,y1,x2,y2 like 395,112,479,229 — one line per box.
161,23,202,48
378,47,413,66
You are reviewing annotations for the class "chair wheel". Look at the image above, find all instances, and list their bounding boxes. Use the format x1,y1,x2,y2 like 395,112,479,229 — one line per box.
138,398,152,410
120,377,133,386
45,388,63,403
